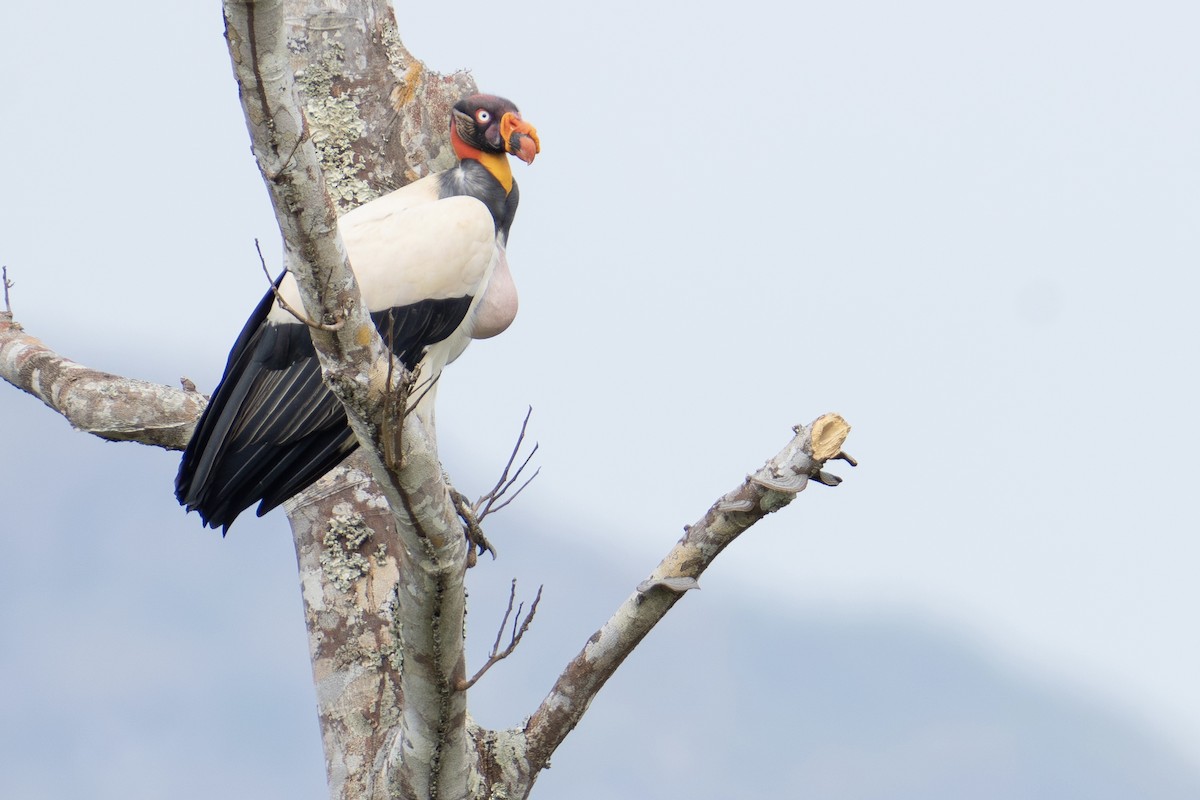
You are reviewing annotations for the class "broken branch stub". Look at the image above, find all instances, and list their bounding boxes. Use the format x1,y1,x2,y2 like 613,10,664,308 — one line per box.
810,413,852,461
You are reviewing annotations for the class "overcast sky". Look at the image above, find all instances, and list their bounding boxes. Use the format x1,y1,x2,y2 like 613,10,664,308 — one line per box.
3,0,1199,789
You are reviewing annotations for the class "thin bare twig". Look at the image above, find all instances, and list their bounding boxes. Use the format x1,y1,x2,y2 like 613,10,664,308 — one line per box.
376,314,492,563
262,133,305,182
474,407,540,522
404,371,441,418
2,266,13,317
255,239,345,331
448,409,539,564
381,338,416,470
456,579,542,691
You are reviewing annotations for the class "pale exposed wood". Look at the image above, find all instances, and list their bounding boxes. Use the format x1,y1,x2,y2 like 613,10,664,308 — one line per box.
811,412,852,461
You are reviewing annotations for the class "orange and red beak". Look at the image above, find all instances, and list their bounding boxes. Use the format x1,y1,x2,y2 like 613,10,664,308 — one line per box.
500,112,541,165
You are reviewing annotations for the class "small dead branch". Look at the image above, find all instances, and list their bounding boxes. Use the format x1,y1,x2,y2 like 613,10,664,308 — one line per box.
404,371,441,418
380,317,417,470
379,318,446,469
255,239,345,332
0,318,207,449
2,266,13,318
474,407,540,522
456,579,542,691
262,132,306,182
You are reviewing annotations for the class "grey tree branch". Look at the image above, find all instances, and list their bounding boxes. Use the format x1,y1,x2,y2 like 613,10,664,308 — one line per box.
518,414,853,780
0,315,206,450
223,0,476,797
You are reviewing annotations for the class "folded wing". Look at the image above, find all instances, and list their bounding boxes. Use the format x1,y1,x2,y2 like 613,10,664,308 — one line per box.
176,193,497,531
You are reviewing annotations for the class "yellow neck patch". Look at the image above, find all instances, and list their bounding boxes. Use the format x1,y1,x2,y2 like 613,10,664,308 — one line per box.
450,118,515,193
476,150,514,193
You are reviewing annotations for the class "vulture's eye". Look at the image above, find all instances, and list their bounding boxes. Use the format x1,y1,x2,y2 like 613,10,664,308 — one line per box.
476,109,491,124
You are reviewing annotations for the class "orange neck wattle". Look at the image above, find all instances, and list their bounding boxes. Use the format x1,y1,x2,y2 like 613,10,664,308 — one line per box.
451,120,514,193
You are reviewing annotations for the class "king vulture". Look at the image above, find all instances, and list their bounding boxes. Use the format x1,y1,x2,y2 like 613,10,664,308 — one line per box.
175,94,540,532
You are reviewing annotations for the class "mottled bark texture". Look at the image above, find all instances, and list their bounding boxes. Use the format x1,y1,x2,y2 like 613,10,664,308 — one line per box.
248,9,480,793
280,0,475,213
1,2,855,798
0,317,205,450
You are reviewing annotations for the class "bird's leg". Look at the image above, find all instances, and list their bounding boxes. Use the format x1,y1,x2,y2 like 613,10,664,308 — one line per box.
449,484,496,567
445,409,540,567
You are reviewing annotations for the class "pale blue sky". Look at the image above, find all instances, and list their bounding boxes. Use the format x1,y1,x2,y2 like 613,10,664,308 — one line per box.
2,0,1199,792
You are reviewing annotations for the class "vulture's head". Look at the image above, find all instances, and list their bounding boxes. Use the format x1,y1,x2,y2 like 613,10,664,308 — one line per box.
450,94,540,165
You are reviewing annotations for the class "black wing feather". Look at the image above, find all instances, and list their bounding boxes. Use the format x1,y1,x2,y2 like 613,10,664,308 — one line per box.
176,283,473,533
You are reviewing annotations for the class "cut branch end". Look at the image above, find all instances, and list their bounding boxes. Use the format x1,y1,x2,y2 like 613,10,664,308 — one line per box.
810,413,852,462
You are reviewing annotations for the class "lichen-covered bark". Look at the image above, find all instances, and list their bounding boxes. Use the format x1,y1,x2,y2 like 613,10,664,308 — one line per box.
4,297,854,799
0,318,205,450
282,455,406,799
280,0,475,211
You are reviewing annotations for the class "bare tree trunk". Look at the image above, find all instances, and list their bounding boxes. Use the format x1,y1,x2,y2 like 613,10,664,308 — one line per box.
223,1,479,794
249,7,480,790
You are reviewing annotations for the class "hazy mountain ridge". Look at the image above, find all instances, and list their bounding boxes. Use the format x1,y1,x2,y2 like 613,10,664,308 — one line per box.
2,400,1198,798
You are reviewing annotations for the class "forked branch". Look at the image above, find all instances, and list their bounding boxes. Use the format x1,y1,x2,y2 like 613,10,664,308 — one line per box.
475,407,540,521
222,2,475,796
457,579,543,691
450,408,541,564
